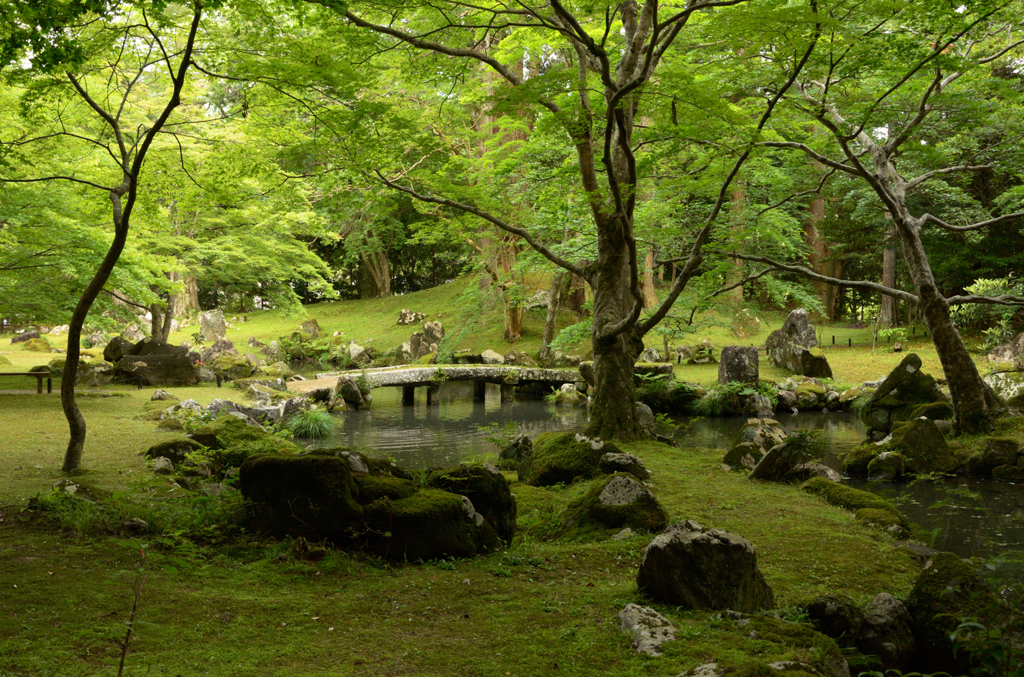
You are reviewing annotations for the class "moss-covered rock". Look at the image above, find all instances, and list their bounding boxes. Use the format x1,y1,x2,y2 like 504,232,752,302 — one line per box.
866,452,908,481
984,370,1024,409
907,401,954,421
841,443,879,476
211,354,256,381
560,474,668,536
141,437,205,465
887,417,957,474
189,412,300,455
22,338,52,352
518,431,620,487
801,477,909,530
906,552,1020,675
240,453,364,541
965,436,1020,478
855,508,909,539
859,354,946,433
636,378,701,414
361,489,502,561
258,361,293,380
356,475,418,503
992,464,1024,482
723,442,764,471
426,464,517,545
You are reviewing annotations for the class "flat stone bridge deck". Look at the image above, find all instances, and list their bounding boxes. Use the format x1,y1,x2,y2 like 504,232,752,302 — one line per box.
288,365,581,405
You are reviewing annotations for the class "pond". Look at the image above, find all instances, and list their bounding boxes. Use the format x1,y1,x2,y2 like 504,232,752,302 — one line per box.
311,382,1024,576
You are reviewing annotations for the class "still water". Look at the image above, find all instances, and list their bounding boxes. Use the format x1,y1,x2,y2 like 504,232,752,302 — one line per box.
312,382,1024,569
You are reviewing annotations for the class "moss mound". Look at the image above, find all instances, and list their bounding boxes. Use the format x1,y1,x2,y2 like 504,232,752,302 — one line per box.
855,508,908,539
355,475,418,503
361,489,502,561
22,338,52,352
518,432,620,487
240,454,363,541
558,474,668,536
190,412,299,455
211,354,255,381
636,378,701,414
801,477,908,529
426,464,517,545
840,444,877,476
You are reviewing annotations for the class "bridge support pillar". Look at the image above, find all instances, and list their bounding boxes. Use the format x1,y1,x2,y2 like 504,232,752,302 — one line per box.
473,381,486,402
427,384,441,406
500,384,515,403
402,386,415,405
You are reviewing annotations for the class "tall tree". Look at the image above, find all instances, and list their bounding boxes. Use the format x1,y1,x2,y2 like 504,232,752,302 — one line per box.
330,0,821,440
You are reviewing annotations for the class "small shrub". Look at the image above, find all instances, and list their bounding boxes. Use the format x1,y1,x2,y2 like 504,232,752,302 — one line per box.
284,408,337,439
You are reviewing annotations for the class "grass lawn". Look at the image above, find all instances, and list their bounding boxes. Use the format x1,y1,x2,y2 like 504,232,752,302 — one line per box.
0,279,1001,675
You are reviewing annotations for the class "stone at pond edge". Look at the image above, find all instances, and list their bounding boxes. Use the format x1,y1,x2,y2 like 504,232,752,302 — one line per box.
518,431,620,487
500,434,532,462
749,436,819,482
859,353,946,433
637,519,775,612
718,345,759,385
240,454,364,542
906,552,1018,676
965,436,1020,478
619,603,677,656
189,412,300,457
856,593,916,673
426,464,517,546
560,474,668,535
886,417,957,475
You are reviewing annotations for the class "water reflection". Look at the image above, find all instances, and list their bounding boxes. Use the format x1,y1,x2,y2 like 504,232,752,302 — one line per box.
310,387,1023,570
311,381,588,469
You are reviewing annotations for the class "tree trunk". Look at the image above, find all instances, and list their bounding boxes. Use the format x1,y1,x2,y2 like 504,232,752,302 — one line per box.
897,223,997,433
878,222,897,326
642,248,658,308
539,271,565,361
565,271,587,314
806,196,840,319
358,249,391,299
725,184,745,303
586,217,642,440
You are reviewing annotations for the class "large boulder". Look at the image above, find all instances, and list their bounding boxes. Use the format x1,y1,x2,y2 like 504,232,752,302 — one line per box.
334,374,367,410
114,342,198,386
518,432,620,487
718,345,759,384
10,330,40,344
347,341,370,366
856,593,916,673
141,437,206,465
723,419,787,471
859,354,947,433
200,338,237,364
240,454,363,541
984,369,1024,410
748,434,820,482
885,417,957,475
775,309,818,348
199,309,227,342
426,464,517,545
637,520,775,612
966,437,1021,477
986,331,1024,366
410,332,435,360
300,318,320,339
423,320,445,346
766,309,831,378
210,353,257,381
906,552,1019,675
560,474,668,535
598,452,650,480
76,360,114,387
361,489,502,561
480,349,505,365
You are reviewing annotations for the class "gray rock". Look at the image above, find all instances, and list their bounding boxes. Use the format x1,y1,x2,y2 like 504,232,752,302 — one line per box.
986,331,1024,366
151,389,176,401
857,593,916,672
787,462,843,484
199,309,227,342
396,342,414,363
676,665,724,677
637,520,775,612
500,434,532,461
744,392,774,419
612,528,634,541
524,290,550,310
103,336,135,363
335,375,366,410
635,402,658,439
618,603,677,656
348,341,369,365
201,338,237,364
724,419,787,471
152,457,175,474
766,310,832,378
201,483,231,497
718,345,759,384
639,347,663,363
339,450,369,474
807,595,865,647
247,336,264,348
598,475,650,506
397,309,426,326
481,349,505,365
122,323,146,342
120,518,150,534
750,437,818,482
599,452,650,480
86,332,107,348
300,318,320,339
260,340,287,363
10,330,40,344
423,320,445,345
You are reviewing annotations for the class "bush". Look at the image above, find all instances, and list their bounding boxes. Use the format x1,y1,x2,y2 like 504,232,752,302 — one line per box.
284,408,337,439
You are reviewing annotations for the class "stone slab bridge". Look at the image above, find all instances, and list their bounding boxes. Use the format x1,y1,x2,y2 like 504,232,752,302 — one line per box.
310,365,581,406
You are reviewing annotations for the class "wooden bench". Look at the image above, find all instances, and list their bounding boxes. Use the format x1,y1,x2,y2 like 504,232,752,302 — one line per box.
0,371,51,394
